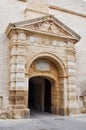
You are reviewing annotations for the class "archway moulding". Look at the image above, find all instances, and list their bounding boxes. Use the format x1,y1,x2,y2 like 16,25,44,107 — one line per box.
26,52,68,77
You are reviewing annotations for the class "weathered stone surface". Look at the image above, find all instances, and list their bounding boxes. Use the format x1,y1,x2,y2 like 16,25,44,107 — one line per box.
0,0,86,119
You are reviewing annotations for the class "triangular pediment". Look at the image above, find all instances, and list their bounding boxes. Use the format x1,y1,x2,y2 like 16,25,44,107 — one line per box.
23,20,72,38
5,15,80,42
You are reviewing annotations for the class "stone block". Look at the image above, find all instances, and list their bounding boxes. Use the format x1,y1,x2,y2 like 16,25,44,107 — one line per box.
18,32,26,40
10,73,16,81
10,64,16,72
11,47,17,56
0,110,8,119
16,56,26,64
13,108,30,119
17,48,26,56
11,56,17,64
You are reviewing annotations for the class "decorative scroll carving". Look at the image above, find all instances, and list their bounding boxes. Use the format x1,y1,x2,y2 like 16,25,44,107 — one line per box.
24,20,71,37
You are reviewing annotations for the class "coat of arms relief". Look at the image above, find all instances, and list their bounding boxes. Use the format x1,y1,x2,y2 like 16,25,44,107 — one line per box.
23,20,72,37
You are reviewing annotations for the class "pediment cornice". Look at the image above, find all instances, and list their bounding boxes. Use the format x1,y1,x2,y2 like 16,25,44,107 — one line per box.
5,15,80,43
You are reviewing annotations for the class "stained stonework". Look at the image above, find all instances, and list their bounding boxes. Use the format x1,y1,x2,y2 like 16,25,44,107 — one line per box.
4,15,81,118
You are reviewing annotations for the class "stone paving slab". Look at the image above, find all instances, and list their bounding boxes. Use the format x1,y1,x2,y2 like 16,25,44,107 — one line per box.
0,114,86,130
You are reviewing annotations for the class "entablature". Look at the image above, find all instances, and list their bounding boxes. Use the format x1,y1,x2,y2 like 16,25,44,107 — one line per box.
5,15,80,44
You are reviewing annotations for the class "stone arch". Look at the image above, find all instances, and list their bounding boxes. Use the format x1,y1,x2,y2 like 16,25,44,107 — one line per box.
26,52,67,115
29,73,57,82
27,52,67,77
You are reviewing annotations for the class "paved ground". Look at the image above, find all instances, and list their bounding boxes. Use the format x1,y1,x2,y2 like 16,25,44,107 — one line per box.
0,113,86,130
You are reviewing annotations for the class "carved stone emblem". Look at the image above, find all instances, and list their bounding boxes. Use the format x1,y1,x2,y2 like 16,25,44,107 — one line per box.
24,20,71,37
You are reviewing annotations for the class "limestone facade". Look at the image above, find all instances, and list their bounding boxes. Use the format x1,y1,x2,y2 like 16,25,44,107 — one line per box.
0,0,86,118
4,15,80,118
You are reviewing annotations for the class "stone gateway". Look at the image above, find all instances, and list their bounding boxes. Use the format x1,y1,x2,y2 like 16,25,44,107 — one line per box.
5,15,80,118
0,0,86,119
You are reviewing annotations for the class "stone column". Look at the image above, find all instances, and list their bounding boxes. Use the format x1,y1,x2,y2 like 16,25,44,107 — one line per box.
10,33,18,108
66,42,80,115
10,31,29,118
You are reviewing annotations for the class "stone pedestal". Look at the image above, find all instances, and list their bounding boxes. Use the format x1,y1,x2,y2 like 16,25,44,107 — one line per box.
13,106,30,119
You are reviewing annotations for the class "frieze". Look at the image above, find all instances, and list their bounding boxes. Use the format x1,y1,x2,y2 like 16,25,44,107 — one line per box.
27,35,50,45
27,35,67,47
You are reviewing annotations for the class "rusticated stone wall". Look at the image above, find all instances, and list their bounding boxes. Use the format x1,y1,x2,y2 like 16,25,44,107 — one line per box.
0,0,86,118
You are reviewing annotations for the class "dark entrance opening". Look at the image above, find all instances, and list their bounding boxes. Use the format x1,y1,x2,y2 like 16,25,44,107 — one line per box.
29,77,51,113
44,79,51,113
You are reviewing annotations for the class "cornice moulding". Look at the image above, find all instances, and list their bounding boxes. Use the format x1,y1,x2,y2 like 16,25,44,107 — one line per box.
49,5,86,18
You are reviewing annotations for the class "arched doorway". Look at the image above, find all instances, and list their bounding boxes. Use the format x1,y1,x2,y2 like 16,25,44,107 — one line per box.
28,76,51,113
27,54,67,115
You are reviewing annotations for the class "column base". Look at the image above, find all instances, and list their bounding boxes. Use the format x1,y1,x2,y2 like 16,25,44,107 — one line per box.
13,105,30,119
8,105,30,119
65,107,81,116
58,107,81,116
13,108,30,119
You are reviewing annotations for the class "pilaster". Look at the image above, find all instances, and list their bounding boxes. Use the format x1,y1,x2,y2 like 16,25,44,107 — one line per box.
9,31,29,118
66,42,80,115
